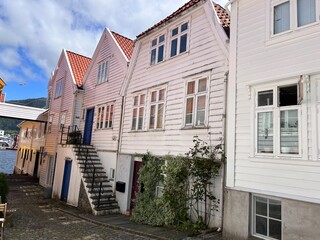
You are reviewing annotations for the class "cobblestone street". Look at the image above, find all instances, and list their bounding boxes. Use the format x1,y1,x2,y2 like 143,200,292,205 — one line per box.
4,176,150,240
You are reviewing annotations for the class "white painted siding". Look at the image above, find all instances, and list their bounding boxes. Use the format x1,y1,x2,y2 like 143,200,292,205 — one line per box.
228,0,320,202
121,6,228,157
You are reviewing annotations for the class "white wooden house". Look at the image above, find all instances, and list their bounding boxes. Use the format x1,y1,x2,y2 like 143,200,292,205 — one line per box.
117,0,230,228
42,50,90,195
224,0,320,239
53,28,134,212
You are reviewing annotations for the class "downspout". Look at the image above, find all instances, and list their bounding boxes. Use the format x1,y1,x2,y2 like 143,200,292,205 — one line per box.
220,70,229,231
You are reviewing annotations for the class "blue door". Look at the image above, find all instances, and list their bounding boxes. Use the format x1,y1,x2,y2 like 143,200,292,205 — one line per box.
61,160,72,201
83,108,94,145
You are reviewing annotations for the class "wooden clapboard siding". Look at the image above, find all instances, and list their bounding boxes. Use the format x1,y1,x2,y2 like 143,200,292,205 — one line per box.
227,0,320,202
81,29,129,153
120,4,228,157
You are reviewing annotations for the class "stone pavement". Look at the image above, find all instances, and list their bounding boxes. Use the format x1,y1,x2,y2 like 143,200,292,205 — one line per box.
4,175,222,240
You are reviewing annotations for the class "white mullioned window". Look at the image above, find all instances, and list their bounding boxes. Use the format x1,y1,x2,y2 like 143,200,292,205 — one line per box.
149,88,166,130
185,77,208,127
132,93,146,130
150,34,165,65
170,22,189,57
97,61,109,84
255,83,301,155
252,195,282,240
272,0,318,35
96,102,114,129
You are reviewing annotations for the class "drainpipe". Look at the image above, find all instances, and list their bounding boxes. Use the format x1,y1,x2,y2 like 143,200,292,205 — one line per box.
220,70,229,232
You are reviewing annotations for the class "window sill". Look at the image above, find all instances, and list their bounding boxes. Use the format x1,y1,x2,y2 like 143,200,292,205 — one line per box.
95,81,108,87
147,51,189,69
95,128,113,131
266,22,320,46
181,126,209,130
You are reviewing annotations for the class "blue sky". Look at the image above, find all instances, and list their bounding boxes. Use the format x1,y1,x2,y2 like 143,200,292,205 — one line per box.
0,0,228,101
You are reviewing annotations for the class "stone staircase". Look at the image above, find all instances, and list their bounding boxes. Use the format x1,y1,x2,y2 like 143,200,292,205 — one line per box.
73,145,119,215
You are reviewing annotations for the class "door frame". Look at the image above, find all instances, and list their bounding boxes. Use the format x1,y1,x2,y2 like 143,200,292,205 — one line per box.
83,107,94,145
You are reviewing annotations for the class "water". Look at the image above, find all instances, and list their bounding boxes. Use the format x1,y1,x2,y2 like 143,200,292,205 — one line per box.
0,149,16,174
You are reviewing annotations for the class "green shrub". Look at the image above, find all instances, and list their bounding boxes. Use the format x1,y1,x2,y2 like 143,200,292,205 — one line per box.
0,173,9,203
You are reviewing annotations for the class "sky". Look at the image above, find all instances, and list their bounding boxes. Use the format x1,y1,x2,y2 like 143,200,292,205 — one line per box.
0,0,228,101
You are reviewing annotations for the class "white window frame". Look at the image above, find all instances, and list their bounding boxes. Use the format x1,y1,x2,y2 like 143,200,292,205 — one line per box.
252,195,283,240
54,79,63,98
97,60,109,84
148,87,166,130
132,93,146,131
254,83,302,157
270,0,319,37
47,114,53,133
150,34,166,65
96,102,114,130
169,21,190,58
184,74,209,127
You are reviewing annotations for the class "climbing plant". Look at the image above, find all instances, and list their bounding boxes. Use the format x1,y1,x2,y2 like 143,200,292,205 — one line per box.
0,173,9,203
187,137,225,228
131,137,225,230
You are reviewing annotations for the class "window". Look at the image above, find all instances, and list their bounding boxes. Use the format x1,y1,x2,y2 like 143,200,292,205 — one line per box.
150,34,165,65
96,103,114,129
185,77,208,126
170,22,189,57
60,112,66,130
272,0,317,35
132,94,146,130
256,84,300,155
149,88,166,129
97,61,109,84
55,80,63,98
47,115,53,133
253,196,282,240
297,0,316,27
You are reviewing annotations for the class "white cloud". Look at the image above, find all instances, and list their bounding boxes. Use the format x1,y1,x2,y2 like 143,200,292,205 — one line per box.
0,48,21,67
0,0,228,81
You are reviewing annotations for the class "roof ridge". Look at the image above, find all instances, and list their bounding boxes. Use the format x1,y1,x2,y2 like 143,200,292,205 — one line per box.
66,50,91,60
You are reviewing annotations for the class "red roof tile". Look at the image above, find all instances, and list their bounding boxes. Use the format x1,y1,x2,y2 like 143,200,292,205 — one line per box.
136,0,230,39
112,32,134,60
66,51,91,88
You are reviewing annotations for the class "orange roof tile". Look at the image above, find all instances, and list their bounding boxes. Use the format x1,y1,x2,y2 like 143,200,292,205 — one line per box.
136,0,230,39
66,50,91,88
112,32,134,60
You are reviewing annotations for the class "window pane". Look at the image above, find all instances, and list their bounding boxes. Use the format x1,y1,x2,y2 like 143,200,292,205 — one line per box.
151,91,157,102
256,197,268,216
280,110,299,154
140,94,146,105
134,96,139,106
274,1,290,34
157,103,164,129
101,62,105,82
132,109,137,130
172,27,178,36
159,35,165,43
109,105,114,128
297,0,316,27
152,39,157,46
151,48,156,65
196,95,206,126
257,112,273,153
100,106,104,128
198,78,207,92
180,34,187,53
171,39,178,57
269,219,282,240
97,64,101,83
269,199,281,220
258,90,273,106
158,45,164,62
104,62,109,81
138,107,144,130
181,22,188,32
149,105,155,129
279,85,297,106
186,98,194,124
187,81,195,94
256,216,267,236
159,89,165,101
